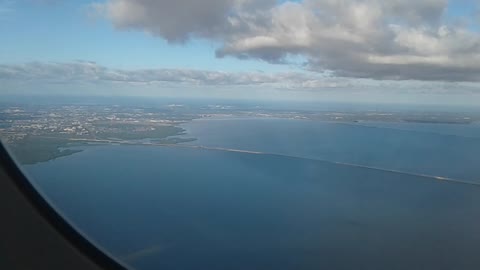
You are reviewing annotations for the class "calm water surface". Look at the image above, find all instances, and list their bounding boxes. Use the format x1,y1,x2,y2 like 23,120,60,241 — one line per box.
24,118,480,270
179,118,480,181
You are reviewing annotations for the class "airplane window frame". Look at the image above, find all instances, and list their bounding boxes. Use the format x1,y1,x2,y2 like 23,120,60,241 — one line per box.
0,141,128,270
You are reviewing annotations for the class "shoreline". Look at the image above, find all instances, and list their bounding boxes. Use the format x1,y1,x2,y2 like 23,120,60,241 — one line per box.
24,138,480,188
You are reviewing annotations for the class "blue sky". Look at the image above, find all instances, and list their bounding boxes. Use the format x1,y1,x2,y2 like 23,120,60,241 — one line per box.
1,0,479,104
0,0,296,72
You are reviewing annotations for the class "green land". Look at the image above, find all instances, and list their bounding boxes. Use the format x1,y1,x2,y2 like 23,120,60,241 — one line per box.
7,136,85,165
6,125,195,165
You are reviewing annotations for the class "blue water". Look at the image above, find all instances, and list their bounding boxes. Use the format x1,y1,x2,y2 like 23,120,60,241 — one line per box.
24,118,480,270
179,118,480,182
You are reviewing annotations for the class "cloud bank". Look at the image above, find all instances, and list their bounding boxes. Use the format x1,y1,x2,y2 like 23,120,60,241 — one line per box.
0,61,350,89
92,0,480,82
3,61,479,97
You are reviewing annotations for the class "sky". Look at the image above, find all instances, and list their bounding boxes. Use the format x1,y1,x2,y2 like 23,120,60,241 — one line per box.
0,0,480,105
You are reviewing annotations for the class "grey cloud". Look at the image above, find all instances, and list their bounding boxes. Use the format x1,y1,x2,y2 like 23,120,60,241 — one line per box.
92,0,230,42
2,61,479,95
0,61,349,88
91,0,276,42
93,0,480,82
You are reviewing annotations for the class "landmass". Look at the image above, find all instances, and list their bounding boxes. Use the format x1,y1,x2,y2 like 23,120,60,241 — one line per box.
1,99,479,164
0,104,197,164
7,136,84,165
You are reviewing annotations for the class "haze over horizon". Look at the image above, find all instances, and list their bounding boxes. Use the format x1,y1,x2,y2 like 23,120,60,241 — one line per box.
1,0,479,105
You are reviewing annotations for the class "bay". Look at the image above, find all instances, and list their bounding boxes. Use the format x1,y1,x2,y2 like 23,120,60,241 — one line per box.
179,118,480,182
23,118,480,270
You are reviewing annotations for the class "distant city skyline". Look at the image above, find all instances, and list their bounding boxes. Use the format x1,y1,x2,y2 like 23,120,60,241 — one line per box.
1,0,480,105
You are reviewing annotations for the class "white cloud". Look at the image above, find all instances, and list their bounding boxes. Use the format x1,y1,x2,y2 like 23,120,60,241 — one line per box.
92,0,480,82
2,61,480,106
2,61,479,97
0,61,352,89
